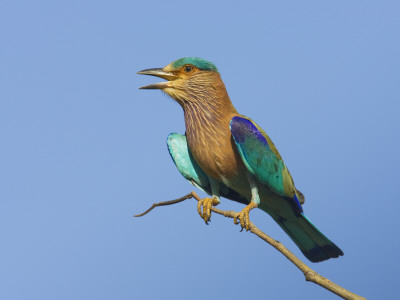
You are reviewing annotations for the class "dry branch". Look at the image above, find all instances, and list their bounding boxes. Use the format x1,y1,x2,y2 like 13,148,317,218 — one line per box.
135,191,365,300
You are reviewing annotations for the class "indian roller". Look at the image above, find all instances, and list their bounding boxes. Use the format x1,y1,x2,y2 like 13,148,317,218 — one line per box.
138,57,343,262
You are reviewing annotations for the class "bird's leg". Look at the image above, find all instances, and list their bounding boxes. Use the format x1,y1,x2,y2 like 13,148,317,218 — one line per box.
197,178,220,224
234,174,260,231
197,196,220,224
233,202,258,230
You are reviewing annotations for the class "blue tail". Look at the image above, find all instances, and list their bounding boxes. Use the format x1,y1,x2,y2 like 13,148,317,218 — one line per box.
273,214,343,262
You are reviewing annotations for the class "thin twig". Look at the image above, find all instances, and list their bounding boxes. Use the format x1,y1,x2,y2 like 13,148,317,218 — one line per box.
135,191,366,300
133,193,195,217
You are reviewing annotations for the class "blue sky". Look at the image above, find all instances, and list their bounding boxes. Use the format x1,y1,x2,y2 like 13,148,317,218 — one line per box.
1,1,399,299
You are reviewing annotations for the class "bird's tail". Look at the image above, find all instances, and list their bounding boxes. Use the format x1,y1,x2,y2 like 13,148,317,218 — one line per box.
272,214,343,262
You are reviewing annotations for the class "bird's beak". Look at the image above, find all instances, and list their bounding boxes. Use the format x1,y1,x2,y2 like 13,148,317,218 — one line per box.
137,68,177,89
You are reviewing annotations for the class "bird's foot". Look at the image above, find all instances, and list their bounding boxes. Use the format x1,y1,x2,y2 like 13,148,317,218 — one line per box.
197,197,220,224
233,202,258,231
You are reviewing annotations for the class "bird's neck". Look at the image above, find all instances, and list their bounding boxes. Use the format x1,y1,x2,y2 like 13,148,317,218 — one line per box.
181,75,242,181
182,75,237,140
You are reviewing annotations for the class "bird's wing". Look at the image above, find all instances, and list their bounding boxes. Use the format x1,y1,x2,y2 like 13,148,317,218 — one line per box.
230,116,302,210
167,133,248,204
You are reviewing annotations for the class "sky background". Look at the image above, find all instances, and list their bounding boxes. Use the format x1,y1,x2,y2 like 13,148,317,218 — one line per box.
1,1,399,299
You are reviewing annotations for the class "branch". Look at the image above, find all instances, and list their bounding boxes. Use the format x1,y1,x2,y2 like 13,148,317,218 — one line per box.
133,194,193,217
135,191,366,300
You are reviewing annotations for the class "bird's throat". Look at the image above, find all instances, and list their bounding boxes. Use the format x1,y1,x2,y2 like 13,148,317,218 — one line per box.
182,89,239,181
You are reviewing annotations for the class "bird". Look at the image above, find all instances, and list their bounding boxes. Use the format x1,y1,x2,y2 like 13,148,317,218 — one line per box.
137,57,343,262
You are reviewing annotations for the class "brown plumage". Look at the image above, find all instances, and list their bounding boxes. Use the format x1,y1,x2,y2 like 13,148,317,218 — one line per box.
181,71,243,181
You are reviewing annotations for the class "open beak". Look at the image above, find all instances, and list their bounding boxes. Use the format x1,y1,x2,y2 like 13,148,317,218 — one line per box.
137,68,177,89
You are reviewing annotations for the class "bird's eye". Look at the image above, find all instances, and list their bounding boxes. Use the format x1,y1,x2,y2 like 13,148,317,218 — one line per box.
184,65,193,73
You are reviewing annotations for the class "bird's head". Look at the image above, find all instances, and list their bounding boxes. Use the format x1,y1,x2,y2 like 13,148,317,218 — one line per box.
138,57,223,105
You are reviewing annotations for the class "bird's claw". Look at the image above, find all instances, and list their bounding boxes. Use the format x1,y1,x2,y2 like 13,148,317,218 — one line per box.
197,197,220,224
233,210,250,231
233,202,258,231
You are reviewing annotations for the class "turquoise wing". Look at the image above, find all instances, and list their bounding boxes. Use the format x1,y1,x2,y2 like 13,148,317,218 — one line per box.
230,116,302,210
167,133,248,205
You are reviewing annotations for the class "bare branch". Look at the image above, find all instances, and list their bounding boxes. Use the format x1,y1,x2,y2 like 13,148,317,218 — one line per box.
134,193,196,217
135,191,366,300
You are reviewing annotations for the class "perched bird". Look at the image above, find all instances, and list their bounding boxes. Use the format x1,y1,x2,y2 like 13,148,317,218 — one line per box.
138,57,343,262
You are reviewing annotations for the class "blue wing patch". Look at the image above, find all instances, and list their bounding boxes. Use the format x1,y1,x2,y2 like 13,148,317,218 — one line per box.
230,116,302,212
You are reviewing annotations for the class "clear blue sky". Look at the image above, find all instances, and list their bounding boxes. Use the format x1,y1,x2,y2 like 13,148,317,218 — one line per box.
1,1,399,299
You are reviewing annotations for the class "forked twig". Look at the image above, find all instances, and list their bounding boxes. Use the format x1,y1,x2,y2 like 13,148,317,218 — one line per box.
135,191,366,300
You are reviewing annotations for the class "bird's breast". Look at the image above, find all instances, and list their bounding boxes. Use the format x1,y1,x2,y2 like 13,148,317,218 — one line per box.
186,119,244,182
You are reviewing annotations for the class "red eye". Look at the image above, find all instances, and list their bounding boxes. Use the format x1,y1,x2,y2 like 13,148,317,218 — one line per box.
184,65,193,73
